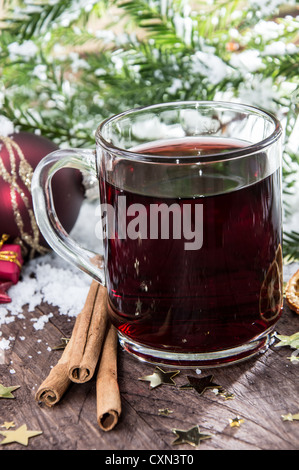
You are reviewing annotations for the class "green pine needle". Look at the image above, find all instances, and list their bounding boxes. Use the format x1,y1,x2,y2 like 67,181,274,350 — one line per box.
284,231,299,264
0,0,298,260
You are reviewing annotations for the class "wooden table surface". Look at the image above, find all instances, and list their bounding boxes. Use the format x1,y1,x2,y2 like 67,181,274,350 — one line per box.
0,295,298,451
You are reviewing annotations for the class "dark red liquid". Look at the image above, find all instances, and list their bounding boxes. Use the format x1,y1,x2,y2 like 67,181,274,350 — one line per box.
101,138,282,354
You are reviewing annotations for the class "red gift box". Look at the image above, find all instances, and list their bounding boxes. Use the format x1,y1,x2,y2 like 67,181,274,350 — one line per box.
0,234,23,284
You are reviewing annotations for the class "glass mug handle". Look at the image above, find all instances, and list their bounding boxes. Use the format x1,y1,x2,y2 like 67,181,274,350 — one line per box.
31,148,106,286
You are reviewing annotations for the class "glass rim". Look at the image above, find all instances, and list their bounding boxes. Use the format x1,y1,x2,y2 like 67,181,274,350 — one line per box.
96,100,282,164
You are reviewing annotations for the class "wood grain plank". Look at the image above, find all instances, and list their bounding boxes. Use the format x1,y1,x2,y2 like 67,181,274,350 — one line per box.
0,301,298,450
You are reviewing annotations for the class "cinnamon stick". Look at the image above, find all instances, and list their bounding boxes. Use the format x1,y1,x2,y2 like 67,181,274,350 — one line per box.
68,282,108,383
96,322,121,431
35,277,108,405
35,336,73,407
35,266,122,429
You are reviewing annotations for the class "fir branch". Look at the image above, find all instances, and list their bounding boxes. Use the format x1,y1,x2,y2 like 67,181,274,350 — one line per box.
284,230,299,264
263,53,299,81
0,0,298,263
114,0,194,49
2,0,105,39
3,1,72,39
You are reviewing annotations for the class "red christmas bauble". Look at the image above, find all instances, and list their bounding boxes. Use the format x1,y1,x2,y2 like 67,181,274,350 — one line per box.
0,131,84,259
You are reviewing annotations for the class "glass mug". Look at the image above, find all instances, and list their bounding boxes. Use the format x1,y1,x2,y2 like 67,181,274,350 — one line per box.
32,101,283,368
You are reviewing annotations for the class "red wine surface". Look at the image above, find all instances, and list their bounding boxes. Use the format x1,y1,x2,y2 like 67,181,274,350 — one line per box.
101,138,282,353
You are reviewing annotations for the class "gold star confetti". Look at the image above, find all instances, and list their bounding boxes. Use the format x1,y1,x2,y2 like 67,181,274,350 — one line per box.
52,337,70,350
172,425,212,447
212,388,235,400
287,353,299,364
229,416,244,427
0,424,42,446
0,384,20,399
158,408,174,416
222,392,235,400
1,421,15,430
274,332,299,349
138,367,180,389
281,413,299,422
179,383,193,390
185,375,221,396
